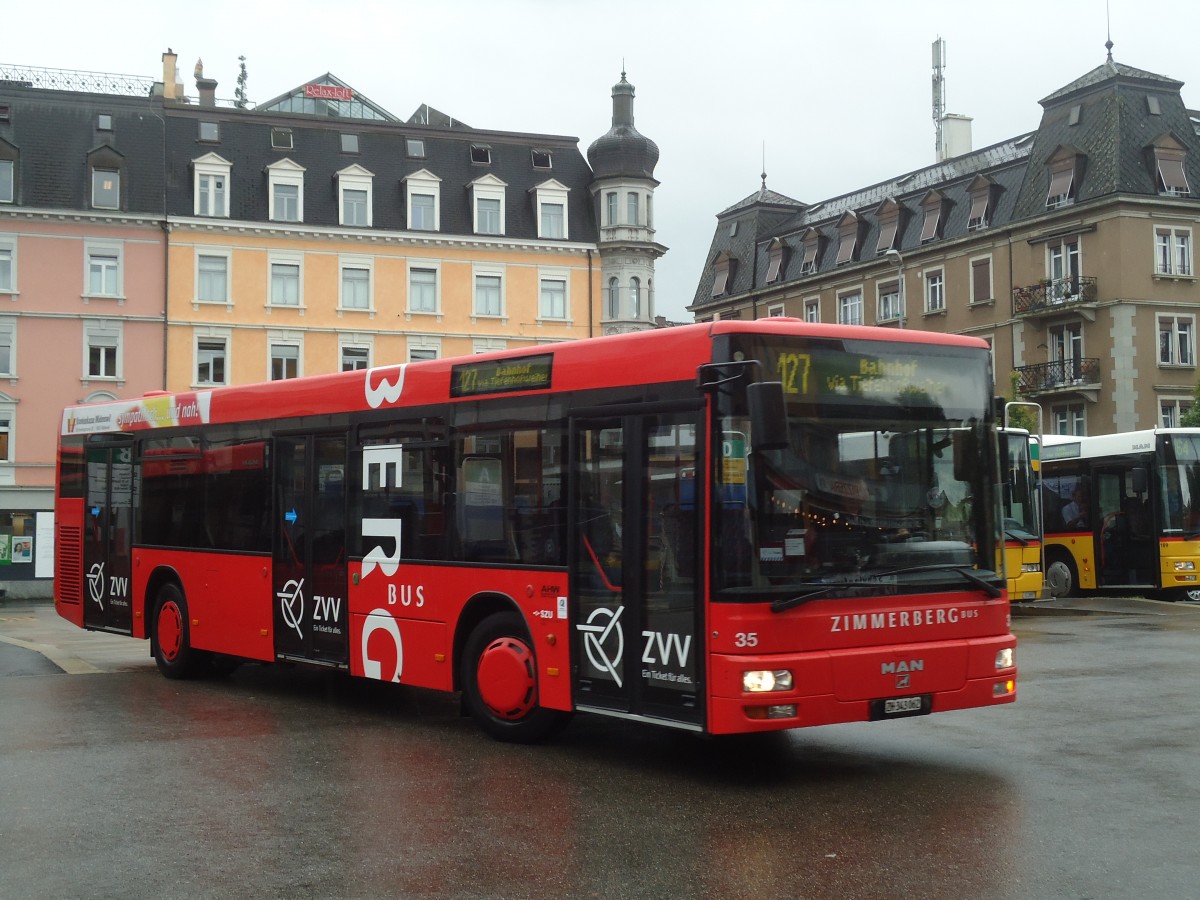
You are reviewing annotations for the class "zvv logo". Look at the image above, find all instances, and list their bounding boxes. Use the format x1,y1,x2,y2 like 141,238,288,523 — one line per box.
577,606,625,687
87,562,105,609
277,578,305,640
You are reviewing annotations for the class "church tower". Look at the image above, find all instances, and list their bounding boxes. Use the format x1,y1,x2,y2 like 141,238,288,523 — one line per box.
588,71,667,333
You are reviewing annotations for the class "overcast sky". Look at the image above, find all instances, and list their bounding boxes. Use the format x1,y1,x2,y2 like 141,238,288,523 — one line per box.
11,0,1200,321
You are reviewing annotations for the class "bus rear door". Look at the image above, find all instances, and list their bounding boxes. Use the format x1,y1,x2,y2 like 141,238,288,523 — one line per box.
82,440,134,634
273,433,350,666
570,406,703,729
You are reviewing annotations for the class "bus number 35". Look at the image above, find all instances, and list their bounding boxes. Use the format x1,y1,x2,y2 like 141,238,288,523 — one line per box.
734,632,759,648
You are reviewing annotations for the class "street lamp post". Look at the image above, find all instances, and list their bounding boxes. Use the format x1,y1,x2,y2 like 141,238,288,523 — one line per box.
885,248,905,329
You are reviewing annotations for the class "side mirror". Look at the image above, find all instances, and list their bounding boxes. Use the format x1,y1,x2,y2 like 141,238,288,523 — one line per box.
1131,466,1148,495
748,382,788,451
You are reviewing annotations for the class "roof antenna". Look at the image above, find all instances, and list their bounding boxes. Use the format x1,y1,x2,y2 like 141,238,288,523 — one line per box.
761,141,767,192
1105,0,1114,63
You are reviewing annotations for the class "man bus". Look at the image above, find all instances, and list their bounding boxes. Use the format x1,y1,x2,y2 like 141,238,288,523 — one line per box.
1042,429,1200,601
54,320,1017,742
999,402,1045,602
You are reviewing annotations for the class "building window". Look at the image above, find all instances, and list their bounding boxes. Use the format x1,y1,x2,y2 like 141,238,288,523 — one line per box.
606,277,619,318
409,267,438,314
1047,237,1081,300
765,238,787,283
966,176,993,231
270,261,301,307
711,253,735,297
627,192,639,226
474,272,502,317
1161,398,1193,428
1159,315,1195,367
1048,323,1084,383
85,323,121,380
404,169,441,232
193,153,231,218
267,160,305,223
92,168,120,210
337,165,373,227
476,197,501,235
877,280,901,322
874,199,900,254
539,201,565,239
340,263,372,311
0,318,15,376
837,290,863,326
835,213,859,265
532,149,552,169
800,230,821,274
470,174,507,234
970,256,993,303
271,128,293,150
606,192,618,226
270,342,300,380
1052,404,1086,436
196,336,228,386
1045,152,1081,209
85,244,122,298
0,241,14,293
0,159,12,204
919,191,944,243
924,270,945,313
539,276,567,319
340,134,359,154
1155,227,1192,276
342,189,368,226
804,298,820,323
199,122,219,142
629,277,641,318
1153,143,1190,197
341,344,371,371
406,138,425,158
471,144,492,165
409,341,439,362
196,253,230,304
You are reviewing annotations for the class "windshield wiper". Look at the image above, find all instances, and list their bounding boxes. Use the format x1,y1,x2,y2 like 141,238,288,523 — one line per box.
1004,529,1029,546
771,581,894,613
877,564,1003,599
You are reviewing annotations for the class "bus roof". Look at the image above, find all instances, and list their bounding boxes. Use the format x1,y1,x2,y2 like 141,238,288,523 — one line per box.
1041,428,1200,461
60,319,993,437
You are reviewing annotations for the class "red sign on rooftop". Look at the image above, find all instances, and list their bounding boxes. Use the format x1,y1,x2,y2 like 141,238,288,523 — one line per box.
305,83,353,102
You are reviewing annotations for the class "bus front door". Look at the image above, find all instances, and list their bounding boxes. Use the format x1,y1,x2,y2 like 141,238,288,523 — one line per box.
273,433,350,667
82,441,134,634
570,407,703,729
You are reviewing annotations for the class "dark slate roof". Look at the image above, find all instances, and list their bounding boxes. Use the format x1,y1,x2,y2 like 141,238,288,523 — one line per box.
1040,61,1183,106
164,105,597,241
0,85,164,214
587,73,659,181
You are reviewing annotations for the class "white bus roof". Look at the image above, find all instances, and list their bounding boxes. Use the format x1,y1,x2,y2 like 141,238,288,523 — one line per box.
1041,428,1200,461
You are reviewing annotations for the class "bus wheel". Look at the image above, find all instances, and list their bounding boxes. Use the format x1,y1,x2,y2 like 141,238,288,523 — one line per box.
461,612,570,744
1045,552,1078,599
152,584,207,680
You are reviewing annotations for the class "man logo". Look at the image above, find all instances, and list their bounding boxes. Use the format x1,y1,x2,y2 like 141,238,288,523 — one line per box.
896,673,912,689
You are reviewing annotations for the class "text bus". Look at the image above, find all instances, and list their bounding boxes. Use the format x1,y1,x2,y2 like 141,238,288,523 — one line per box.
1041,428,1200,601
55,320,1016,742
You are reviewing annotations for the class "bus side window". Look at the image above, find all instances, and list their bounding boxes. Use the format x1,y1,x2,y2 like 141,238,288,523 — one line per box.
458,455,518,562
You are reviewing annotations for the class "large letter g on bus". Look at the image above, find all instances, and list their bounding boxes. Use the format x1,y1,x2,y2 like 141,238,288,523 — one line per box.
361,609,403,682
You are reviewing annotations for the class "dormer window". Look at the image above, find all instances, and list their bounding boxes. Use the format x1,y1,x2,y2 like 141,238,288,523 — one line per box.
271,128,293,150
966,175,993,231
532,179,569,240
469,173,507,235
404,169,441,232
1045,146,1083,210
267,159,305,223
874,198,900,255
711,252,736,297
800,228,821,274
192,152,231,218
406,138,425,158
1151,136,1191,197
88,146,124,211
835,212,859,265
765,238,787,283
919,190,945,243
531,149,552,169
336,164,374,227
471,144,492,165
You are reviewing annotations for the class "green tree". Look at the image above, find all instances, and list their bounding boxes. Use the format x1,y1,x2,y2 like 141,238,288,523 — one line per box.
1180,379,1200,426
1003,373,1039,433
235,56,248,109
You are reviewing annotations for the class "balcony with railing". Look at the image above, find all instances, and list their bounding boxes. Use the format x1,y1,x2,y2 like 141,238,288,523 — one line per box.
1012,276,1098,317
1014,358,1102,397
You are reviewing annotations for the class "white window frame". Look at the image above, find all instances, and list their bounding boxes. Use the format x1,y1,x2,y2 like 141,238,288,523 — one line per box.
338,255,374,314
1160,397,1193,428
267,159,305,223
1052,404,1087,437
267,252,304,310
83,319,123,383
472,266,505,319
470,174,507,236
606,192,618,226
195,248,232,306
924,268,946,313
0,317,16,377
537,267,570,321
0,159,12,204
1154,225,1193,277
836,288,863,326
804,297,820,323
1158,314,1195,367
969,254,994,304
408,336,441,362
766,303,785,317
267,330,304,381
0,236,15,294
83,239,124,301
877,280,901,323
336,164,374,227
627,191,640,226
407,262,440,316
0,399,14,467
194,329,230,387
473,338,507,355
404,169,441,232
532,179,570,240
91,167,120,210
192,153,231,218
339,334,374,372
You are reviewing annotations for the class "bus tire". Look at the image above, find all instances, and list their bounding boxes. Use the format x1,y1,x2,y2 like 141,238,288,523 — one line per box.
461,611,570,744
1044,551,1079,599
151,584,207,680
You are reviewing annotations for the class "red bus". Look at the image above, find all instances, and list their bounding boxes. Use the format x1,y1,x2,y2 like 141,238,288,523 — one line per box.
54,320,1016,742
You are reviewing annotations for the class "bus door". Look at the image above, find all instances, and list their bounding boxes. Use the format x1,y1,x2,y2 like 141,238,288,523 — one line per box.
82,439,134,633
1095,464,1155,589
570,405,703,728
273,433,350,666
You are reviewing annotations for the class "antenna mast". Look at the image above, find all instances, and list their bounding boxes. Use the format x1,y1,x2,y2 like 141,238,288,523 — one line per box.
932,37,946,161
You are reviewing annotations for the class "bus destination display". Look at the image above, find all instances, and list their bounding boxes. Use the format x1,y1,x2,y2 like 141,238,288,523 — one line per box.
450,353,554,398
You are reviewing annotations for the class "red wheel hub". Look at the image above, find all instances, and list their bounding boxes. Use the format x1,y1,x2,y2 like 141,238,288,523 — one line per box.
157,601,183,662
476,636,537,720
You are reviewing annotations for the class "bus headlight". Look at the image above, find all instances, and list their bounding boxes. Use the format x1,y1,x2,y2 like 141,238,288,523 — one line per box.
1174,561,1196,571
995,648,1014,670
1021,563,1041,573
743,669,794,692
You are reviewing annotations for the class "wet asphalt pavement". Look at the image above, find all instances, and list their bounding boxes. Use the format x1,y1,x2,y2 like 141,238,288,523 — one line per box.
1,597,1198,899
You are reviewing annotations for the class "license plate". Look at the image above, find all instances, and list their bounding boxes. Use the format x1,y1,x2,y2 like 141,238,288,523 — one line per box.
869,694,932,720
884,697,924,715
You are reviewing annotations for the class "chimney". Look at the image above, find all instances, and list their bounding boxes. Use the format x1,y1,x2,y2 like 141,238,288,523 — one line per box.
939,113,973,161
161,49,178,100
194,58,218,108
